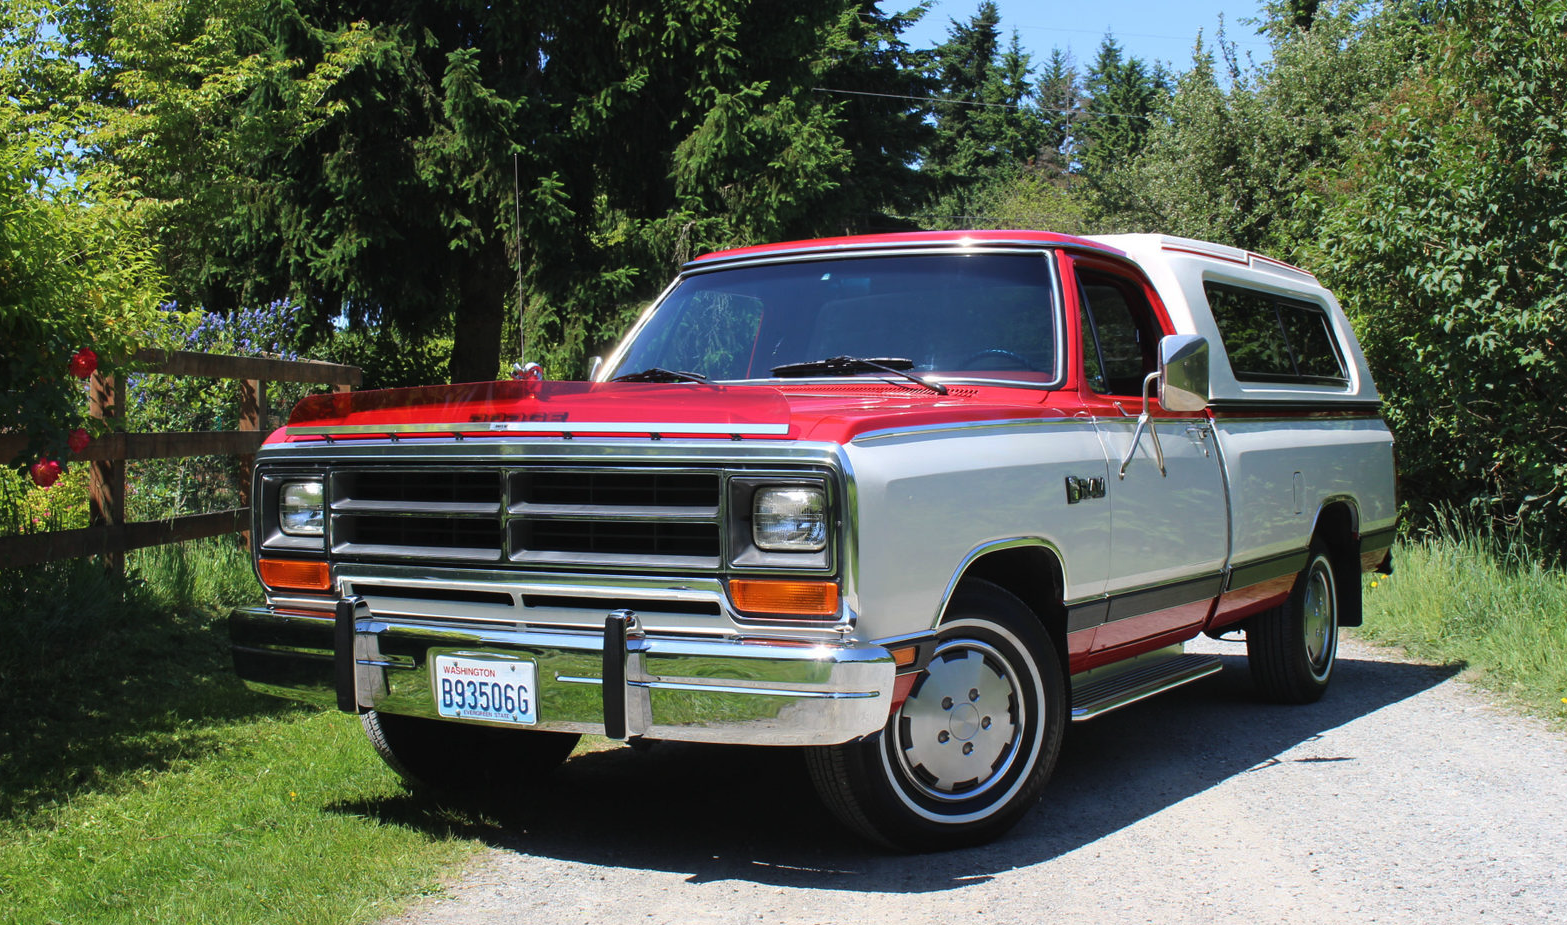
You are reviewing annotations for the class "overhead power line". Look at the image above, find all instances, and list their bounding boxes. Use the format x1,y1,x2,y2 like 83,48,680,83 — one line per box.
858,10,1272,49
854,12,1271,49
812,87,1153,120
1005,22,1272,51
816,86,1018,110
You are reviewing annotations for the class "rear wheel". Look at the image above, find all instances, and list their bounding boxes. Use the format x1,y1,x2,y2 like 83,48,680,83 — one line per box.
807,580,1065,851
1247,540,1340,704
361,710,580,795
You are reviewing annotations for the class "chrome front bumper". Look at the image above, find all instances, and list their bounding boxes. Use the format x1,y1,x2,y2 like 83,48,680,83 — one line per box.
230,601,896,746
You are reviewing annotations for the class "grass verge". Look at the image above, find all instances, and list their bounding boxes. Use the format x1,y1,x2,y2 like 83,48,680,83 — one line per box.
0,540,483,925
1357,519,1567,724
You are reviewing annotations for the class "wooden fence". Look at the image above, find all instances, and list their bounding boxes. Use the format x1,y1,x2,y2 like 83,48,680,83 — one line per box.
1,349,362,571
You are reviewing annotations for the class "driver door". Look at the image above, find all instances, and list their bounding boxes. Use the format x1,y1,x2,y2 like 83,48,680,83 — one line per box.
1071,259,1227,652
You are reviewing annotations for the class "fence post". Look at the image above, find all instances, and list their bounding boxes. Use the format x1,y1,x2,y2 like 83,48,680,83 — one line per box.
237,378,265,548
89,371,126,576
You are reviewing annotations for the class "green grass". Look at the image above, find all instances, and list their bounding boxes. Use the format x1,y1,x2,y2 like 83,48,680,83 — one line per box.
1357,517,1567,724
0,540,485,925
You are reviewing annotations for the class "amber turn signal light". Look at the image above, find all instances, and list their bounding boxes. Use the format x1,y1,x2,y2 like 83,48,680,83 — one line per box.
729,579,839,617
258,558,332,592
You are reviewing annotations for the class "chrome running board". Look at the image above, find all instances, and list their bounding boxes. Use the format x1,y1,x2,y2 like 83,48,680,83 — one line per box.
1069,652,1223,721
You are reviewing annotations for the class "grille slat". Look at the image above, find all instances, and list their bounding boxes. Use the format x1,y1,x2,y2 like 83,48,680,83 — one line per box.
343,515,503,551
334,499,499,515
341,470,501,508
513,471,719,511
516,521,720,559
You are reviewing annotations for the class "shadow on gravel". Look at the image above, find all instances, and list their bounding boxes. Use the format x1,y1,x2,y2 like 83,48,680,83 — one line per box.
332,649,1459,895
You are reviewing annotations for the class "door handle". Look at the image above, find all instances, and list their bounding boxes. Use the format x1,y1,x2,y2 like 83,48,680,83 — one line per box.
1185,424,1212,456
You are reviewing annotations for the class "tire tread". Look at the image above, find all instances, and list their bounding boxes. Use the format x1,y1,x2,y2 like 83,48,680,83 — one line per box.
804,741,898,849
1247,540,1339,705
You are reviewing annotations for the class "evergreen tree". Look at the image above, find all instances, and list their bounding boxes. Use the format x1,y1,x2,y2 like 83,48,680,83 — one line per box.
803,2,936,232
966,44,1087,234
1076,34,1168,179
989,31,1042,165
924,0,1005,190
922,3,1061,226
69,1,896,381
1033,48,1082,175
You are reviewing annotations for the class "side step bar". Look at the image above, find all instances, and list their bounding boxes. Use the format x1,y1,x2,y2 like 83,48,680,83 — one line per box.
1070,652,1223,721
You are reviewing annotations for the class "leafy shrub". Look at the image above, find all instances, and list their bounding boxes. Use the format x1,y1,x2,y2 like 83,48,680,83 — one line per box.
319,321,452,391
1315,0,1567,553
0,140,167,470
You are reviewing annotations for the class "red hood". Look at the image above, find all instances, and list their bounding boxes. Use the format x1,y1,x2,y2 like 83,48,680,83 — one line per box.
273,380,1071,446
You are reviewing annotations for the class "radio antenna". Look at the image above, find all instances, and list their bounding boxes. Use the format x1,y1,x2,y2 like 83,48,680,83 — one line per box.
513,151,525,364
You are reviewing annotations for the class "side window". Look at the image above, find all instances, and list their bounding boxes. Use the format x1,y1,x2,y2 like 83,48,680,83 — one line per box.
1078,269,1161,396
1205,283,1347,385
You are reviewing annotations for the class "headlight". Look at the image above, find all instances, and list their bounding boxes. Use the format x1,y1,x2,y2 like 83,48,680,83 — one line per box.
752,487,827,552
279,480,325,536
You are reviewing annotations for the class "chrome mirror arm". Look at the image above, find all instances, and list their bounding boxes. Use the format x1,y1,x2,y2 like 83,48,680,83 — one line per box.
1118,371,1167,479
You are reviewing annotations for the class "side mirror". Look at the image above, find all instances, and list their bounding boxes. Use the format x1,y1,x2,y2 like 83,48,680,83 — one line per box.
1158,334,1209,413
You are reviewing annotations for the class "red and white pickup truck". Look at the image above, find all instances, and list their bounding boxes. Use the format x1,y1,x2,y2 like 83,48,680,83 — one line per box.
231,230,1396,850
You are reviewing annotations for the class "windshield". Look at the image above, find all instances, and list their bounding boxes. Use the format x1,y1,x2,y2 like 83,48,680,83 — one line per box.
607,253,1063,386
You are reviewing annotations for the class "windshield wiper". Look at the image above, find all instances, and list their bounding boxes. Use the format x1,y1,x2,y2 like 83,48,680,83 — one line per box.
610,367,709,384
770,356,948,395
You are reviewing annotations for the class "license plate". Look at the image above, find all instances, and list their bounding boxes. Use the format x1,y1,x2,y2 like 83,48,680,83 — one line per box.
433,656,538,725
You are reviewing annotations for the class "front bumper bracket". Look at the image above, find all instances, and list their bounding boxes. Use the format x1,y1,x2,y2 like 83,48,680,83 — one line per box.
602,610,635,739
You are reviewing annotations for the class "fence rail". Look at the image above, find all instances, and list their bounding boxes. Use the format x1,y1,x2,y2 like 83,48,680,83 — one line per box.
1,348,361,571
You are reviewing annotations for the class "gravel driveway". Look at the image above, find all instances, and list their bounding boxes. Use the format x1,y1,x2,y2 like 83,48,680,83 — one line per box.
380,636,1565,924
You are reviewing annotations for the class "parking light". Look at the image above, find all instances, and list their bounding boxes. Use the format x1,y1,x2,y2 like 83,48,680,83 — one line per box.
730,579,839,617
259,558,332,592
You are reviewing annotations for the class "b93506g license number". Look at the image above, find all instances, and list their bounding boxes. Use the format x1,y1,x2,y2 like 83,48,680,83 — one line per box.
433,655,537,725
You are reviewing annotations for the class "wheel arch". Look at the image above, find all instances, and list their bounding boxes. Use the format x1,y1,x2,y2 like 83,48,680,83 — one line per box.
940,539,1070,685
1309,497,1363,627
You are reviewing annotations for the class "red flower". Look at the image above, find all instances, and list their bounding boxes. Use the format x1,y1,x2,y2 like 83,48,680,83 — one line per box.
68,428,91,454
68,347,98,379
30,458,62,488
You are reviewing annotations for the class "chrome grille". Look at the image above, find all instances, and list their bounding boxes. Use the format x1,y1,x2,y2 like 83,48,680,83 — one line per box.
329,466,723,569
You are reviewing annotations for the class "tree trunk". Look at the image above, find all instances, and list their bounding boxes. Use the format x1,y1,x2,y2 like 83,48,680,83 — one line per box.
449,246,513,384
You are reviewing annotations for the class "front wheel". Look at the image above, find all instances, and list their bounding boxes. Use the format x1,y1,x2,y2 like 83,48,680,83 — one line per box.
1247,540,1340,704
806,580,1065,851
361,710,580,795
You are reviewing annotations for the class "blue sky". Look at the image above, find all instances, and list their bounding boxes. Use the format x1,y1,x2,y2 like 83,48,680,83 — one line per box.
899,0,1273,73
